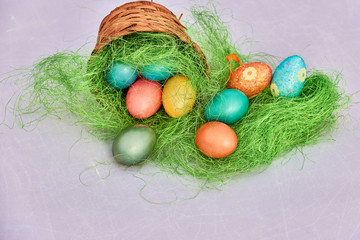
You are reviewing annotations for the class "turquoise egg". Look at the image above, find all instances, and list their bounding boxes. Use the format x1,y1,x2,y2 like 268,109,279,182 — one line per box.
204,89,249,124
105,62,138,89
112,125,156,166
140,58,175,81
270,55,307,98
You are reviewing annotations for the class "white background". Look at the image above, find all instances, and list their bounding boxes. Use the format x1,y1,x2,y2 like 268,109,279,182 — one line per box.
1,0,360,239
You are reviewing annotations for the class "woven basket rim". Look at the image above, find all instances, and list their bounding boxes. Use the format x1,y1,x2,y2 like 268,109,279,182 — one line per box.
92,0,209,70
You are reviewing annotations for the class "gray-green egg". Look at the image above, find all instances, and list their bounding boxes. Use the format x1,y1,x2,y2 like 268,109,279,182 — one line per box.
112,125,156,166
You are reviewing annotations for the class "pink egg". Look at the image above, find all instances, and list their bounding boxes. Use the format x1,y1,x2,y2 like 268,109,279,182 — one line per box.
126,78,162,119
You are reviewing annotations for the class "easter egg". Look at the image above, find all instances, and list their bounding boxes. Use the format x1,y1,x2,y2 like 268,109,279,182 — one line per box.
112,125,156,166
126,79,162,119
270,55,307,98
227,62,272,98
105,61,138,89
140,58,175,81
196,121,238,158
162,75,196,118
204,89,249,124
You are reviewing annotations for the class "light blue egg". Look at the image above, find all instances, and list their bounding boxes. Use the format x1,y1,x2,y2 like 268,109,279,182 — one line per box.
140,58,175,81
105,62,138,89
270,55,307,98
204,89,249,125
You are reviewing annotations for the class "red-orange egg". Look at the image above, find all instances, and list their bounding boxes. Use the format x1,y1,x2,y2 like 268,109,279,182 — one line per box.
227,62,272,98
195,121,238,158
126,78,162,119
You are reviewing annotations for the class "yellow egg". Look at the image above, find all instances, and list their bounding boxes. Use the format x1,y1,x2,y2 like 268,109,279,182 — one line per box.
162,75,196,118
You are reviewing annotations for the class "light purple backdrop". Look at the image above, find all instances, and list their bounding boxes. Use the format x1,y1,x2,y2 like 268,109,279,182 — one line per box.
1,0,360,239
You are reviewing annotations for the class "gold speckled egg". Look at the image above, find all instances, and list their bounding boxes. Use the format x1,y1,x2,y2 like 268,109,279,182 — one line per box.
227,62,272,98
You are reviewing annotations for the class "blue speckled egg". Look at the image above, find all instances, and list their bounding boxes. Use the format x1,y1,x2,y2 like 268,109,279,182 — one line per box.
105,62,138,89
204,89,249,125
270,55,307,98
140,58,175,81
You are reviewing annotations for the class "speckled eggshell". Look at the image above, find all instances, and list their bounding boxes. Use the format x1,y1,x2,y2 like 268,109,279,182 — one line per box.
227,62,272,98
270,55,307,98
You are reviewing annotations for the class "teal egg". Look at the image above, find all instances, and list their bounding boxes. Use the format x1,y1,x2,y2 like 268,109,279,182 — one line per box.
270,55,307,98
105,61,138,89
140,58,175,81
112,125,156,166
204,89,249,124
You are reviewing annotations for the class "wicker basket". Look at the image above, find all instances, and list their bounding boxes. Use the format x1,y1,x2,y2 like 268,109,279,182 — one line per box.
92,0,208,68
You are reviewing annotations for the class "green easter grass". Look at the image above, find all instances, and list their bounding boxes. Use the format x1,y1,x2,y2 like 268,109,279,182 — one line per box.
10,4,349,183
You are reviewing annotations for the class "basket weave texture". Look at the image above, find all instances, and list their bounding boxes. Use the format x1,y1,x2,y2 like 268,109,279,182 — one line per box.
92,0,207,67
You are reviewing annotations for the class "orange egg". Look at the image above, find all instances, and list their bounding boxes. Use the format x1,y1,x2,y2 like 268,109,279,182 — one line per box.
227,62,272,98
195,121,238,158
162,75,196,118
126,78,162,119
